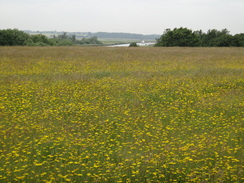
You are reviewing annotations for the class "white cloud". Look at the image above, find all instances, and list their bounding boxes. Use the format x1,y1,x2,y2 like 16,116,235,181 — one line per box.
0,0,243,34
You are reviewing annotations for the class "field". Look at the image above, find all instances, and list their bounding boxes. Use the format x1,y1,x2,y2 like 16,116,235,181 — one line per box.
0,47,243,182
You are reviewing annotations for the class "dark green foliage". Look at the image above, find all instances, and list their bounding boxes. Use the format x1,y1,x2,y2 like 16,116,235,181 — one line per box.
213,34,235,47
31,34,49,44
48,34,102,45
155,28,200,47
27,34,51,46
0,29,102,46
201,29,232,47
129,42,138,47
77,36,102,45
1,28,243,47
233,34,244,47
0,29,31,46
52,32,76,46
57,39,74,46
155,27,244,47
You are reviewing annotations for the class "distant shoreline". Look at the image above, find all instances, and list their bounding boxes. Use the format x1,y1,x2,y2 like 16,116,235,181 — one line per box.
23,30,160,40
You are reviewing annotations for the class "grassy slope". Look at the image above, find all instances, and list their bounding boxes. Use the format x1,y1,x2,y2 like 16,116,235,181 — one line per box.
0,47,243,182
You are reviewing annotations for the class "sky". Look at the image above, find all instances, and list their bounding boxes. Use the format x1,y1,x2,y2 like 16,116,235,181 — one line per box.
0,0,244,35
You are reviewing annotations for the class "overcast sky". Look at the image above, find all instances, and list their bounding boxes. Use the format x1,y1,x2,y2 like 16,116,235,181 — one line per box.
0,0,244,35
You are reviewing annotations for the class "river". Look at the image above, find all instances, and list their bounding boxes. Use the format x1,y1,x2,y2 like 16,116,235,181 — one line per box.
107,42,155,47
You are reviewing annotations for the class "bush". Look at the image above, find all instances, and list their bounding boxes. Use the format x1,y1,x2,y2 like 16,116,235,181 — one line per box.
129,42,138,47
78,36,102,45
57,39,74,46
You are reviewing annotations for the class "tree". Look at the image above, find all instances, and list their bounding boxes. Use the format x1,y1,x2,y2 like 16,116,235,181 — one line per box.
201,29,231,46
57,39,74,46
58,32,68,39
194,30,205,46
233,34,244,47
28,34,50,46
0,29,31,46
155,27,200,47
71,35,76,43
213,34,235,47
129,42,138,47
155,28,243,47
78,36,102,45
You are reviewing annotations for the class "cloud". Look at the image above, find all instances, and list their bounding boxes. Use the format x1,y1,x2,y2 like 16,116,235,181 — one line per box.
0,0,243,34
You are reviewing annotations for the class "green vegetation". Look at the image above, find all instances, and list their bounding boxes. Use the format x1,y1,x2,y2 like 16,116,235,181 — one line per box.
155,27,244,47
0,47,243,182
129,42,138,47
0,29,102,46
0,29,31,46
2,28,243,47
78,36,102,45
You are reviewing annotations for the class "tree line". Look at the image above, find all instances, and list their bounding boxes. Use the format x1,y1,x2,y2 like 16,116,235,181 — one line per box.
155,27,244,47
0,29,102,46
1,28,243,47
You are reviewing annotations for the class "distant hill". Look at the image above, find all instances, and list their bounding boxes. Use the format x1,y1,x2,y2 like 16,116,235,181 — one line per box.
23,30,160,40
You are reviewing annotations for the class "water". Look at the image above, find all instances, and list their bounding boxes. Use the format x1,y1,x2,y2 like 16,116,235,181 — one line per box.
107,42,155,47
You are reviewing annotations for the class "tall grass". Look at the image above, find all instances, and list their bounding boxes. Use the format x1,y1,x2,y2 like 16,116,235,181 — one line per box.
0,47,243,182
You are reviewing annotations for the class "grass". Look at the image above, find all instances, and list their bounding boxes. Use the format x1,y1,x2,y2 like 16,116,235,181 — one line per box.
0,47,243,182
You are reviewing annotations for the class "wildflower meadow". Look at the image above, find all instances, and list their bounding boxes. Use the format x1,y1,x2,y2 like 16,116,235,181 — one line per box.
0,47,243,182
